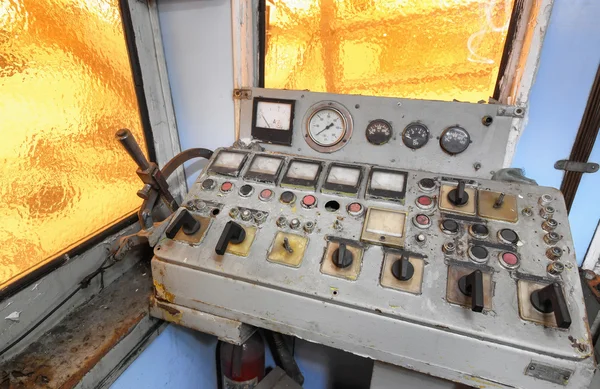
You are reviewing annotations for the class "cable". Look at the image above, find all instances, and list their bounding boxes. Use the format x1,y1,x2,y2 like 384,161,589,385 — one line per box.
0,256,115,358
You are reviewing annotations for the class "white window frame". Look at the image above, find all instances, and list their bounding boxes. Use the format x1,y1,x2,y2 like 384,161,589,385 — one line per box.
230,0,555,167
0,0,183,379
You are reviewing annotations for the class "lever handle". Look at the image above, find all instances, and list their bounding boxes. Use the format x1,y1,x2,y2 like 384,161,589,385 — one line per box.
392,255,414,281
458,270,484,312
448,180,469,206
332,243,353,269
116,129,151,171
215,221,246,255
530,283,572,329
166,209,201,239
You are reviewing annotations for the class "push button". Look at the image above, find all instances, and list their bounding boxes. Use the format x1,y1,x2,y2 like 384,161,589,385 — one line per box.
499,252,519,269
469,224,489,239
201,178,216,190
413,214,431,229
280,191,296,204
259,188,274,201
468,245,489,263
347,202,364,217
416,195,434,210
301,195,317,208
239,184,254,197
441,219,459,234
220,181,233,193
498,229,519,245
418,178,436,192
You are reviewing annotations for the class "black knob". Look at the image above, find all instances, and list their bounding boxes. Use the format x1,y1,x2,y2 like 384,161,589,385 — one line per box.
332,243,353,269
392,256,414,281
166,209,201,239
458,270,484,312
448,180,469,206
530,283,572,329
215,221,246,255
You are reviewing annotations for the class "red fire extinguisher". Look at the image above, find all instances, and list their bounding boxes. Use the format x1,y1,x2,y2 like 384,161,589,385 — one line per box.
219,332,265,388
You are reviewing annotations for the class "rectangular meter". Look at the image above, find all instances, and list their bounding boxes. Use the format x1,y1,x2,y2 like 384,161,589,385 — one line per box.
321,163,363,195
366,168,408,202
251,97,296,146
361,207,407,248
280,159,322,189
208,150,248,176
243,154,285,183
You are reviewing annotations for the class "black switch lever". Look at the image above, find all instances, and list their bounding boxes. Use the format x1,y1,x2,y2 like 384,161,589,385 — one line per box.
166,209,200,239
215,221,246,255
458,270,484,312
332,243,354,269
530,283,572,329
392,255,414,281
448,180,469,206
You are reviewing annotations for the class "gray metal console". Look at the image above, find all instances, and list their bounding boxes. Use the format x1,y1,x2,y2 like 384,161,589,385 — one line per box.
150,89,595,389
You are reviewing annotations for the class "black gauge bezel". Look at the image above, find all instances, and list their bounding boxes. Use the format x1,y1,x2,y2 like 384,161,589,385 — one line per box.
366,167,408,203
321,163,364,195
207,150,249,177
251,97,296,146
365,119,393,145
280,158,323,189
440,125,471,155
402,122,430,149
243,154,285,183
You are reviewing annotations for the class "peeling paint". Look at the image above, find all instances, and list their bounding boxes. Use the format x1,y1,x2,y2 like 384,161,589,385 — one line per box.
5,311,20,322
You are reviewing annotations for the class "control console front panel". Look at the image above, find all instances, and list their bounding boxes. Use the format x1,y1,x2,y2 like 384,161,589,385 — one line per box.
151,147,595,389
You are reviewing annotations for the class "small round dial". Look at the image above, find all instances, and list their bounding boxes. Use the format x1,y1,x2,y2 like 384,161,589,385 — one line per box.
366,119,393,145
308,108,346,147
440,126,471,155
402,123,430,149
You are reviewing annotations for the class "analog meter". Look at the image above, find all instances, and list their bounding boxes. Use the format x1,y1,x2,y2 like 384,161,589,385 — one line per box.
303,101,353,153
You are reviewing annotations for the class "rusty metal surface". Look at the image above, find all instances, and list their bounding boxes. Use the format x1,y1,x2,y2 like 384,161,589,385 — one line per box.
1,262,153,389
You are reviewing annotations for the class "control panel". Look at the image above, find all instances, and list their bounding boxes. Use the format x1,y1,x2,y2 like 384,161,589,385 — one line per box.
150,89,594,389
239,88,524,178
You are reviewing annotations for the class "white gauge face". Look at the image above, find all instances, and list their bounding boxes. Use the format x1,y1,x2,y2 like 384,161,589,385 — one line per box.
326,166,361,187
248,156,282,175
212,151,246,170
255,101,292,130
307,108,346,146
370,171,406,192
365,209,405,238
286,161,320,181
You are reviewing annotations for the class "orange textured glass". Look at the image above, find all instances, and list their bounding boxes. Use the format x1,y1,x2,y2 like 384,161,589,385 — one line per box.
0,0,146,286
265,0,515,102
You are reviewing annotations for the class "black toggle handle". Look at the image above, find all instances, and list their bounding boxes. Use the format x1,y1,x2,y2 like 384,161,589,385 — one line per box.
458,270,484,312
116,129,151,171
215,221,246,255
166,209,200,239
332,243,354,269
392,255,414,281
448,180,469,206
530,283,572,329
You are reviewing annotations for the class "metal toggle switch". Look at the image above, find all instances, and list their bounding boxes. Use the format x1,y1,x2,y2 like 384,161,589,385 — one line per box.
458,270,484,312
448,180,469,206
166,209,201,239
530,283,571,329
215,221,246,255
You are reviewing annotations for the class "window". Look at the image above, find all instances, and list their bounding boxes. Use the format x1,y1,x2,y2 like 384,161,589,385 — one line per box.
263,0,516,102
0,0,148,286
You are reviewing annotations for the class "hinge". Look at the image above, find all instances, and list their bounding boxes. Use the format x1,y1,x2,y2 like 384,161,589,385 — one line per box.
233,89,252,100
554,160,599,173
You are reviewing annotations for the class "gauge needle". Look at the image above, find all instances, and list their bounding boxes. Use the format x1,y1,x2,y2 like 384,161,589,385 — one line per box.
259,112,270,128
316,122,335,135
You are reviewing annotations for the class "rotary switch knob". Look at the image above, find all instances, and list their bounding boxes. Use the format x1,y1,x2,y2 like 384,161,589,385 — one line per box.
447,180,469,206
458,270,484,312
391,256,414,281
165,209,201,239
332,243,353,269
215,221,246,255
530,283,572,329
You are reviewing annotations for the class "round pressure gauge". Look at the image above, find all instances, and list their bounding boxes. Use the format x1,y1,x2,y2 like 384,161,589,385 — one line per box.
440,126,471,155
366,119,393,145
402,123,430,149
303,101,353,153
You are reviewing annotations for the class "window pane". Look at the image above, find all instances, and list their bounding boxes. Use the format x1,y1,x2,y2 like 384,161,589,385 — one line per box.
264,0,515,102
0,0,147,285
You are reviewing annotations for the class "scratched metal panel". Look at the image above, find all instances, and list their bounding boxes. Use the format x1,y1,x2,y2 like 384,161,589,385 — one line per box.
239,88,520,178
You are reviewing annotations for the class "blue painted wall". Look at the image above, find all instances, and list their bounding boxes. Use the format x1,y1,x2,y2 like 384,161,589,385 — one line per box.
511,0,600,264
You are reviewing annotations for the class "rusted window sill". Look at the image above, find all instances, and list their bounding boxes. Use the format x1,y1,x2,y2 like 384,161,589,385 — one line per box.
1,261,165,389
